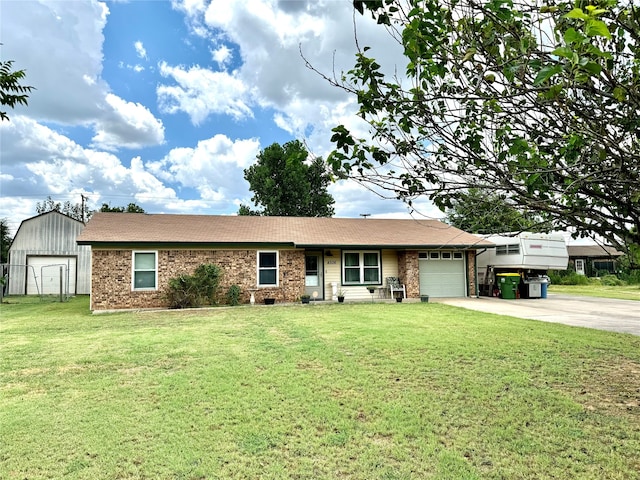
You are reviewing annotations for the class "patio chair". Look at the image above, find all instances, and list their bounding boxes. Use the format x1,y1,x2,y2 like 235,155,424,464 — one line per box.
386,277,406,299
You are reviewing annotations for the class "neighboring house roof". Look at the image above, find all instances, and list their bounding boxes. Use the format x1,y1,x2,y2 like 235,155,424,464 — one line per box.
567,245,624,258
77,213,493,249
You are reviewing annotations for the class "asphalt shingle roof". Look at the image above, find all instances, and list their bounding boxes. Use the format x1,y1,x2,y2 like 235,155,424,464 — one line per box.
77,213,492,249
567,245,624,258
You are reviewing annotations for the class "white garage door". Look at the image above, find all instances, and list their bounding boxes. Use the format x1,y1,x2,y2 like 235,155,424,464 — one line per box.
419,251,466,297
26,256,77,295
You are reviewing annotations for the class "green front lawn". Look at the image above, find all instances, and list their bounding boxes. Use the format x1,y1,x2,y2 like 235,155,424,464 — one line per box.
1,297,639,479
549,284,640,301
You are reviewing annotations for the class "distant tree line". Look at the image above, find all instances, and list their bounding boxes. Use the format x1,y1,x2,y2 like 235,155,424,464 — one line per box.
36,196,145,223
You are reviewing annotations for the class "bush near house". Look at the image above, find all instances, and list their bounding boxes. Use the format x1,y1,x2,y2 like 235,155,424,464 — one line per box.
600,275,625,287
549,269,637,287
165,263,222,308
619,268,640,285
548,270,590,286
226,284,242,306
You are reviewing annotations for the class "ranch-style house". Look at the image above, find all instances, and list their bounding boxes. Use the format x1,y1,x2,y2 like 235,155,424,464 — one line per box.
76,213,493,311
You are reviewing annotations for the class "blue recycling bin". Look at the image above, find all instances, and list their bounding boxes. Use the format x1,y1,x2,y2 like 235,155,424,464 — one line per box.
541,279,548,298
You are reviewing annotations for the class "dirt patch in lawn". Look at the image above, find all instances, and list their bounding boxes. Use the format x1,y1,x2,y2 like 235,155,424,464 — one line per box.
569,358,640,417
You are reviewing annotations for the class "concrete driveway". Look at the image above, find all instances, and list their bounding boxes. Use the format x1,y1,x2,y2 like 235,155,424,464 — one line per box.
434,294,640,336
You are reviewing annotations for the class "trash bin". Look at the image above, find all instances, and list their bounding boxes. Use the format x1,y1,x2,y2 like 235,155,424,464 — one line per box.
540,277,549,299
497,273,520,299
525,278,543,298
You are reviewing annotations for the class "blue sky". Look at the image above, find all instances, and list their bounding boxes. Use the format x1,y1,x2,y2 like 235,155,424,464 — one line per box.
0,0,442,234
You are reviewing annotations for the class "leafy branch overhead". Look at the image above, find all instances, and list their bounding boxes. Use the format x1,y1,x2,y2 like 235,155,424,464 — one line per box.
0,56,34,121
323,0,639,255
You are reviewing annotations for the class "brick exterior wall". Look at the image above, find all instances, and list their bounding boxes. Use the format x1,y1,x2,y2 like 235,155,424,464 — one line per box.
397,251,420,298
467,250,477,297
91,248,305,311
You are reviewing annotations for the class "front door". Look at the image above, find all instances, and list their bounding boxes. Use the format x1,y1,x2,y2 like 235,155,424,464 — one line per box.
575,258,586,275
305,252,323,300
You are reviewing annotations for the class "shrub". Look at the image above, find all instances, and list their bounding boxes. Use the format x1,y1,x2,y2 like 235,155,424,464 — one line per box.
166,263,222,309
547,271,564,285
166,275,198,309
192,264,222,303
619,269,640,285
600,274,625,286
226,284,242,306
558,272,590,285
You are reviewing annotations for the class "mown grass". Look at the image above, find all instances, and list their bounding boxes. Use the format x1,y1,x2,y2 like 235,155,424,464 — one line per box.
1,297,639,479
549,283,640,301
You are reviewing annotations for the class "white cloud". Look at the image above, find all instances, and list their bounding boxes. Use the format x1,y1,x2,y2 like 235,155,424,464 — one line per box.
211,44,232,67
134,40,148,59
0,0,110,123
329,180,444,220
0,0,439,233
0,117,178,231
171,0,207,20
2,2,165,163
168,0,416,216
172,0,404,151
92,94,165,150
147,134,261,207
157,61,253,124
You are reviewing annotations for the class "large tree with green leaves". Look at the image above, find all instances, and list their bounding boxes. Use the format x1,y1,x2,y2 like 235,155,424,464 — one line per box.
445,188,549,234
323,0,639,256
240,140,335,217
1,55,33,121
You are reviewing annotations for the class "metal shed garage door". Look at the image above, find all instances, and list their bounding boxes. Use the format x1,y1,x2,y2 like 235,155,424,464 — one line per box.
419,251,466,297
26,256,77,295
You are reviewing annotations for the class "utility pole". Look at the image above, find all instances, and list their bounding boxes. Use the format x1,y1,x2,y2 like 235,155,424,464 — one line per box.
81,194,87,224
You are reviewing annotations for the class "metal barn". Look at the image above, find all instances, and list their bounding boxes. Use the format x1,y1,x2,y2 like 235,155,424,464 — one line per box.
6,211,91,295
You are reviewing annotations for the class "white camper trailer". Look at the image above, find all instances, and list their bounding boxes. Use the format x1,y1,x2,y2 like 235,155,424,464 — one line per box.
476,233,569,298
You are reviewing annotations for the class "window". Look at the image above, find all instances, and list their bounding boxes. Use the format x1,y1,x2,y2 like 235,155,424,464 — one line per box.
305,255,319,287
342,251,380,284
423,250,464,260
508,244,520,254
132,251,157,290
258,251,278,286
593,260,615,274
497,244,520,255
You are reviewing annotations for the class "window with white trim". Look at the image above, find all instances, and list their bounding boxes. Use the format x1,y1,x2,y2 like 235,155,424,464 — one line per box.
132,251,157,290
257,251,278,286
342,251,381,285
